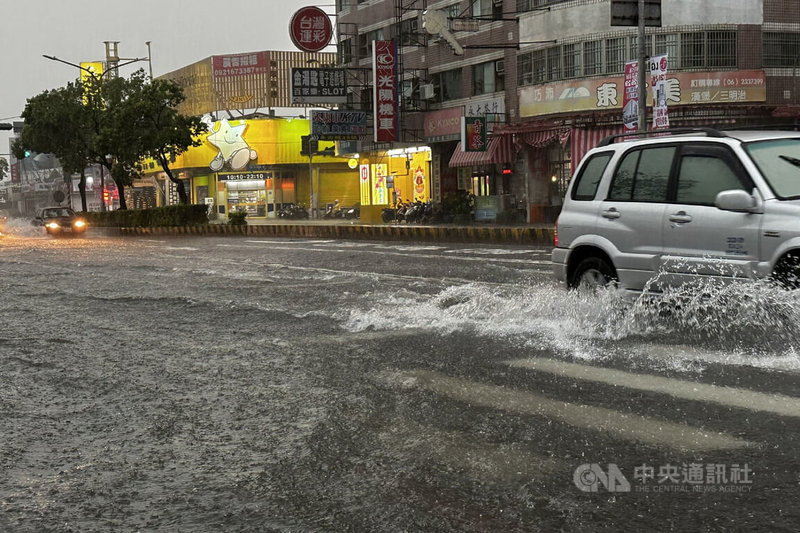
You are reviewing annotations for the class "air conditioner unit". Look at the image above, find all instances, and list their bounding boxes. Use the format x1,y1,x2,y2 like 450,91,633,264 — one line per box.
420,83,435,100
495,60,505,74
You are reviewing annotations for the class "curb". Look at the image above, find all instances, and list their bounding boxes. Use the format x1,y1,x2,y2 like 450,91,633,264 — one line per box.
109,224,555,245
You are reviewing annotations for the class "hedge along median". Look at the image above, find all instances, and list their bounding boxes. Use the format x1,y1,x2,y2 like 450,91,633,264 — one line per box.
83,204,209,227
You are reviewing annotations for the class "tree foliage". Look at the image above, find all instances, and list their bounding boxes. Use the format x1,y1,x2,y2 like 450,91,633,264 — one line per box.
14,69,206,209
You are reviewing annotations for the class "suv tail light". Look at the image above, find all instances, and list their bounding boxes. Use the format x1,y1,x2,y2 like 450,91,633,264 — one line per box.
554,217,559,248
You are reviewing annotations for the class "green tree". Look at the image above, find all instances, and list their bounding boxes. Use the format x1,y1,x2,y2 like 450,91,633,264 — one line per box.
12,83,95,211
108,71,207,205
0,157,8,181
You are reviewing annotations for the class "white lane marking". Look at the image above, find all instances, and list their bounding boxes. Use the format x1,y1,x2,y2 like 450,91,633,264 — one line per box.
382,418,561,481
444,248,541,256
221,243,551,266
164,246,199,251
507,357,800,419
377,369,752,451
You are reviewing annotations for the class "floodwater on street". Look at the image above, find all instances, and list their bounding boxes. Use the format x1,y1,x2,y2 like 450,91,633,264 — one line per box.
1,229,799,532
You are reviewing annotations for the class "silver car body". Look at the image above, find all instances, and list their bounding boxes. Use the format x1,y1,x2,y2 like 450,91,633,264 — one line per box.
553,130,800,292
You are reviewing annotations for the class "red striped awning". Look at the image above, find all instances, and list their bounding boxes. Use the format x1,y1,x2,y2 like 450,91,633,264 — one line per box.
517,128,571,149
570,126,625,168
448,136,515,168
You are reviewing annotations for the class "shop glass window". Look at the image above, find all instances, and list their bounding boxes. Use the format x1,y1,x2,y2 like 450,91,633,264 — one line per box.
584,41,602,75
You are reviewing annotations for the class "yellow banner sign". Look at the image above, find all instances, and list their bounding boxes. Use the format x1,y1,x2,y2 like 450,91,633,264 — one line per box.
519,70,766,118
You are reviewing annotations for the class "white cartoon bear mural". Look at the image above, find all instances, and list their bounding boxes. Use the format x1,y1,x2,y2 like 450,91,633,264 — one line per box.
202,115,258,171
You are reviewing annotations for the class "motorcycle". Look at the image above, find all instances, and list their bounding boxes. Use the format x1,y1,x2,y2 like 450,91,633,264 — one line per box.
277,203,309,220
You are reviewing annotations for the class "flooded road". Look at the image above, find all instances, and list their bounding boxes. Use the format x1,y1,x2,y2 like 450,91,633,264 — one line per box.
1,232,798,531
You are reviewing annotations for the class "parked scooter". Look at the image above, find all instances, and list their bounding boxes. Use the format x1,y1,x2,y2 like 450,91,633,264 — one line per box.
277,203,309,219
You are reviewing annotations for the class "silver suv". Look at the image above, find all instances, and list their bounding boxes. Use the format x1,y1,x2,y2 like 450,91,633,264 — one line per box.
553,128,800,292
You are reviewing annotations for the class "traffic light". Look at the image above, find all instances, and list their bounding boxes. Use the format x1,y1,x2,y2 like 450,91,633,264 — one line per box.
0,123,12,130
300,135,318,156
24,150,32,158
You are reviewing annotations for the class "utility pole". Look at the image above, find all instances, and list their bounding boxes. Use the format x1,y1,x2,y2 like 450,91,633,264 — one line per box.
637,0,647,132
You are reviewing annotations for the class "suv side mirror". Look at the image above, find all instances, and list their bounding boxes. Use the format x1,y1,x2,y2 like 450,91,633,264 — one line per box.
715,189,755,212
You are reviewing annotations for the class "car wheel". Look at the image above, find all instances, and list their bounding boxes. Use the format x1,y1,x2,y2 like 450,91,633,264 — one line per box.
569,256,617,290
771,254,800,289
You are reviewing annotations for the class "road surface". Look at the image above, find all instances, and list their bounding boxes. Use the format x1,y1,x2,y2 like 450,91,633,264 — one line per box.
1,232,798,531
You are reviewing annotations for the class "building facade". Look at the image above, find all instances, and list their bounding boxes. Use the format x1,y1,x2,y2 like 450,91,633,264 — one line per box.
336,0,800,222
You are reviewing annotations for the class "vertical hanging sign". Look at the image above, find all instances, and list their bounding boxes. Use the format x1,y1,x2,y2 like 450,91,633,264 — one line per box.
359,164,372,205
622,60,639,132
373,40,398,143
650,54,670,130
461,117,487,152
371,163,389,205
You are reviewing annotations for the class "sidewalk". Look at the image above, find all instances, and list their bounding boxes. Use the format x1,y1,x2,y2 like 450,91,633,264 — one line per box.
115,218,556,245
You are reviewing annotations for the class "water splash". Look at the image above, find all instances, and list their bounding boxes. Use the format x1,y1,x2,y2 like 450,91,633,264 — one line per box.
343,278,800,372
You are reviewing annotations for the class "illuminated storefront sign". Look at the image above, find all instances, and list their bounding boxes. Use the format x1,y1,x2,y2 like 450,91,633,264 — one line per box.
424,107,462,142
519,69,766,117
360,164,371,205
218,172,274,181
371,163,388,205
372,41,398,143
461,117,487,152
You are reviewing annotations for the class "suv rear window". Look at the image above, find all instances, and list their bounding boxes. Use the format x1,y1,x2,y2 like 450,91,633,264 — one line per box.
571,152,612,200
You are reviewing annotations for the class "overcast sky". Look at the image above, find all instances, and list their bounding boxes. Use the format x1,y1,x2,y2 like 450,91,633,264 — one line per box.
1,0,333,152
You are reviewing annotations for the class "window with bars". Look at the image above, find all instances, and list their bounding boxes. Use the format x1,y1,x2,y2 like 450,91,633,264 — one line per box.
707,31,736,68
518,53,533,85
434,68,463,102
547,47,561,80
532,49,547,83
516,0,570,11
763,32,800,67
605,37,626,74
584,41,602,75
680,32,705,68
653,34,678,69
563,43,581,78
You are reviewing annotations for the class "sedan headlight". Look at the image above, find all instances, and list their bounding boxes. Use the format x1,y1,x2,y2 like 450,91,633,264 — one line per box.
74,220,86,228
46,222,60,229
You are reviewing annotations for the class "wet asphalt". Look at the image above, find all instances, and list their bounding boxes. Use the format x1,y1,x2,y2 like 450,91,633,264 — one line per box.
0,232,798,532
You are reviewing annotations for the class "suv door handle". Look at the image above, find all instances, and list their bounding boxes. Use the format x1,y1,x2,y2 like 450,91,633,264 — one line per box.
601,208,621,219
669,211,693,223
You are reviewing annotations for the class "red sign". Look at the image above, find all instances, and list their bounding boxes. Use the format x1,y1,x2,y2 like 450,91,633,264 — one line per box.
372,40,397,143
289,6,333,53
212,52,270,78
10,161,19,183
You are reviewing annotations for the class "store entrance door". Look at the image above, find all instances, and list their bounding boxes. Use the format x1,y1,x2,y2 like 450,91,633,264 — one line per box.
226,180,267,217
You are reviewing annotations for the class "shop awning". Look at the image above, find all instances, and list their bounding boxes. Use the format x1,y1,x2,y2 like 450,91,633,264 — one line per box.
570,126,624,168
448,136,515,168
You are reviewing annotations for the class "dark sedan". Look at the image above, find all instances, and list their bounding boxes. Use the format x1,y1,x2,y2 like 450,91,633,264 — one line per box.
34,207,88,236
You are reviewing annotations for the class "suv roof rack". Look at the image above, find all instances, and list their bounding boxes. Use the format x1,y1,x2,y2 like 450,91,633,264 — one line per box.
597,127,727,147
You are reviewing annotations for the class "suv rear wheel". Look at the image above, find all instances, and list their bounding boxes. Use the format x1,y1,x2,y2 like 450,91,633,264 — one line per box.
569,257,618,290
